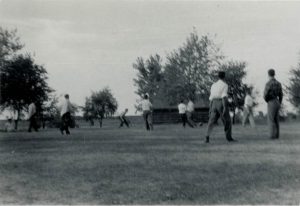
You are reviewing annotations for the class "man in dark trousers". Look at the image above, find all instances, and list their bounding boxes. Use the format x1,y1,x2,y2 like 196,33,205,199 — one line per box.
205,71,236,143
264,69,283,139
119,108,130,128
60,94,72,135
28,101,38,132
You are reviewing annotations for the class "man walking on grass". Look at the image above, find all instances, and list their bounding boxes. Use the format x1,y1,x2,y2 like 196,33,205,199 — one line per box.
178,100,188,128
205,71,237,143
28,101,38,132
242,89,256,128
186,98,198,127
139,94,153,131
264,69,283,139
119,108,130,128
60,94,72,135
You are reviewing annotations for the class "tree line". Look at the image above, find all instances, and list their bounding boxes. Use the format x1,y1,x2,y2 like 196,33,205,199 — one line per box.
0,27,118,129
1,26,300,129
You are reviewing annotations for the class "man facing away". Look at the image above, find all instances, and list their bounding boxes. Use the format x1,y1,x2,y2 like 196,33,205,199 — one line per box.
205,71,236,143
28,101,38,132
140,94,153,131
186,98,198,127
264,69,283,139
119,108,130,128
242,89,256,128
60,94,72,135
178,100,188,128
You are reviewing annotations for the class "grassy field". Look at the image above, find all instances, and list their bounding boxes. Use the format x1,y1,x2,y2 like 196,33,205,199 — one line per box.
0,122,300,204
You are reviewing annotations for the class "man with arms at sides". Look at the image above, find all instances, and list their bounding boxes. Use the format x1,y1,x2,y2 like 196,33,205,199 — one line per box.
28,101,39,132
242,89,256,128
60,94,72,135
205,71,237,143
264,69,283,139
139,94,153,131
119,108,130,128
178,100,188,128
186,98,198,127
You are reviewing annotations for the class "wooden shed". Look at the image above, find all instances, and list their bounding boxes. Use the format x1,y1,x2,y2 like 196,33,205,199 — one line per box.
152,98,210,124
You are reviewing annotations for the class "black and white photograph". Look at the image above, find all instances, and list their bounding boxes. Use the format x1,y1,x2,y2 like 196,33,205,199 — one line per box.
0,0,300,204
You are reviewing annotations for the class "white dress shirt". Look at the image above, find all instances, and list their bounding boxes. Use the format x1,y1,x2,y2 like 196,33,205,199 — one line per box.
28,103,36,119
178,103,187,114
209,80,228,101
244,94,254,107
186,101,195,112
140,99,152,111
61,99,72,116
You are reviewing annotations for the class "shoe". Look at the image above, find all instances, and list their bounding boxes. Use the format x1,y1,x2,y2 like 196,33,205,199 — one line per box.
60,129,64,135
199,122,203,127
228,138,237,142
205,136,209,143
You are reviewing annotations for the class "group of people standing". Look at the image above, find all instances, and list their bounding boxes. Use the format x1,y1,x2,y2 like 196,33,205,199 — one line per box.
203,69,282,143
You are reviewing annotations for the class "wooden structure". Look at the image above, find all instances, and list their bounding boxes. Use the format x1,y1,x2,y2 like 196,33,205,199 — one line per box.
152,98,209,124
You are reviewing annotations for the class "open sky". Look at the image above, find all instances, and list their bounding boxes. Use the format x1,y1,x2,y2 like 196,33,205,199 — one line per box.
1,0,300,115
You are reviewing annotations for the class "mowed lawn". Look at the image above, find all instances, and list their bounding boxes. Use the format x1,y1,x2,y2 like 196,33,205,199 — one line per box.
0,122,300,204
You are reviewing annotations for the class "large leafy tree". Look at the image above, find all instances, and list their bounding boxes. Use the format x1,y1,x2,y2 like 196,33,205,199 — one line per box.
0,54,53,128
0,27,23,62
133,54,164,100
286,65,300,113
163,31,223,104
82,87,118,127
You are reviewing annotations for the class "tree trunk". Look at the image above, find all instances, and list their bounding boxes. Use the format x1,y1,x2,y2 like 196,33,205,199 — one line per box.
14,109,19,130
232,110,236,125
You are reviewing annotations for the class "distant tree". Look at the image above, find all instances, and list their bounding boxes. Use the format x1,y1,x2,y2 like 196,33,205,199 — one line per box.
164,31,223,104
133,54,164,100
0,27,23,62
0,54,53,129
286,66,300,113
212,61,253,124
82,87,118,127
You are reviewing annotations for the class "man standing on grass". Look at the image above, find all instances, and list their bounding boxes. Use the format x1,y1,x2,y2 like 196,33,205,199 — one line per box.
205,71,237,143
178,100,188,128
242,89,256,128
119,108,130,128
264,69,283,139
28,101,38,132
139,94,153,131
186,98,198,127
60,94,72,135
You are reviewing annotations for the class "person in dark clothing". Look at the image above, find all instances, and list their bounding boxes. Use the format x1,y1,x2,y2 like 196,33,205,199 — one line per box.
119,108,130,128
264,69,283,139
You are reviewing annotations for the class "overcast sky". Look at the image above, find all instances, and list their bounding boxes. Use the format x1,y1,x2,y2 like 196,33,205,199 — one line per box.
1,0,300,115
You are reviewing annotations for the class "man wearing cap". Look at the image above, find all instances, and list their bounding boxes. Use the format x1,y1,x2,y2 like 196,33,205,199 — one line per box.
205,71,236,143
264,69,283,139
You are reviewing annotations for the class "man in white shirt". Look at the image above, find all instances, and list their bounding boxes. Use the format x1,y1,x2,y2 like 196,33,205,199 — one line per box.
178,100,188,128
119,108,130,128
186,98,198,127
205,71,236,143
28,102,38,132
60,94,72,135
242,89,255,128
139,94,153,131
